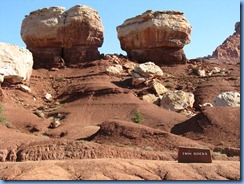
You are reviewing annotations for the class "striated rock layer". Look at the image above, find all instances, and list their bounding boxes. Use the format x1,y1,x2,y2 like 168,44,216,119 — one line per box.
21,5,104,68
117,10,192,65
212,22,240,63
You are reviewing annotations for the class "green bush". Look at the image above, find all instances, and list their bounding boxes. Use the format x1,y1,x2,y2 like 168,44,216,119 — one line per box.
131,109,143,124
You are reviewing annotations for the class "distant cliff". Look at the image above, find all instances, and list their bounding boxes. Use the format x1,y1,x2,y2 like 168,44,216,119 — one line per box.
212,22,240,63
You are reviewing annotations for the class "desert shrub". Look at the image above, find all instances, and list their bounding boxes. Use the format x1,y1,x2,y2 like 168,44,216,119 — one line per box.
131,109,143,124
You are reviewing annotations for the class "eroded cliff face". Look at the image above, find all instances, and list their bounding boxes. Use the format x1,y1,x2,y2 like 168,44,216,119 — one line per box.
212,22,240,64
21,5,104,68
117,10,192,65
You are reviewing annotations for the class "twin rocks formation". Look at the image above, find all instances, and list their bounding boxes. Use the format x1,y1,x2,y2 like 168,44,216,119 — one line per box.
21,5,191,68
21,5,104,68
117,10,191,65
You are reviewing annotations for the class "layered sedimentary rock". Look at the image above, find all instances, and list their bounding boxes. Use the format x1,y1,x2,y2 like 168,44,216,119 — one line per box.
212,22,240,63
117,10,192,65
0,42,33,83
21,5,104,68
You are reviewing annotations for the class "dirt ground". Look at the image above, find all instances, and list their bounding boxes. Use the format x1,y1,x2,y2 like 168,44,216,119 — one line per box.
0,55,240,180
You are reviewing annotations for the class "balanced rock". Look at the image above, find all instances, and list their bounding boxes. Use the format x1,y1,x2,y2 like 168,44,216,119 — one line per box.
160,90,194,111
21,5,104,68
0,42,33,83
212,22,240,64
214,91,240,107
117,10,191,65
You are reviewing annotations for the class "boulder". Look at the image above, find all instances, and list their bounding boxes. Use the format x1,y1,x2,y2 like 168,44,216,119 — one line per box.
0,43,33,83
212,22,240,64
131,62,163,86
160,90,194,111
21,5,104,68
214,91,240,107
117,10,191,65
134,62,163,78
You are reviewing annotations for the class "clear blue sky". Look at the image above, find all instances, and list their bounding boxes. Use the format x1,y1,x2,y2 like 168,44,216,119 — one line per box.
0,0,240,59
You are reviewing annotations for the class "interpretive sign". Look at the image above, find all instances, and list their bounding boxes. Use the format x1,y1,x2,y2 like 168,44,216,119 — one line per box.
178,146,212,163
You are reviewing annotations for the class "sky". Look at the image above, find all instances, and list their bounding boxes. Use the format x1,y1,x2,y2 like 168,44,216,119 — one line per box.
0,0,240,60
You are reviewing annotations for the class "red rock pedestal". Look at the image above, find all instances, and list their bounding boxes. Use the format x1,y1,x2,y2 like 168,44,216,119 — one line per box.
128,47,187,65
64,47,101,67
178,146,212,163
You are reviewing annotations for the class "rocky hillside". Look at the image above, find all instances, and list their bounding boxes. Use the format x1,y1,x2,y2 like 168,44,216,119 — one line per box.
212,22,240,64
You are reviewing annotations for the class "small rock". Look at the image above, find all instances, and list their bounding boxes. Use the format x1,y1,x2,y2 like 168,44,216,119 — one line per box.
211,67,221,74
110,55,120,64
104,54,112,60
214,91,240,107
197,69,206,77
180,109,196,117
50,67,59,71
152,81,168,95
106,65,123,75
49,119,61,128
34,110,45,118
45,93,52,101
123,62,137,70
199,102,213,108
19,84,31,93
142,94,159,105
132,72,147,86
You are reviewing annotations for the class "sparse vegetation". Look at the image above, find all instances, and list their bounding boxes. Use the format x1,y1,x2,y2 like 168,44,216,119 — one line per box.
131,109,143,124
212,152,227,158
0,104,11,128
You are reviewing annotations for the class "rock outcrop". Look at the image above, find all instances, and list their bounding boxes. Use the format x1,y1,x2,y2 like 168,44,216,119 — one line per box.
21,5,104,69
0,42,33,83
117,10,192,65
212,22,240,63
